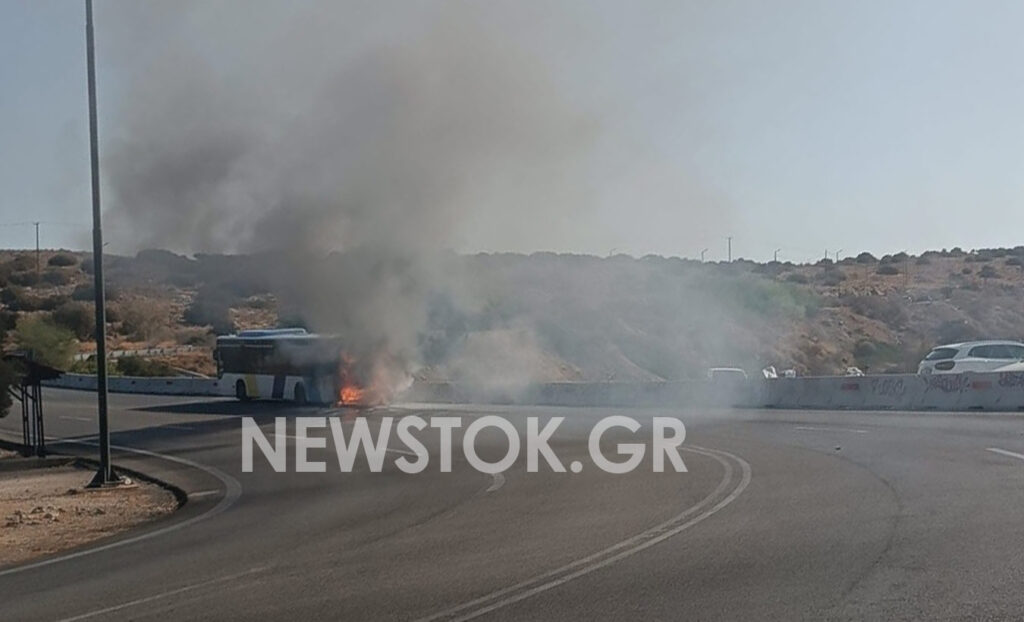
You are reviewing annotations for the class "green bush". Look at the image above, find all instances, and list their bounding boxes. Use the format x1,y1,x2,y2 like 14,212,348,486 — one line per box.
42,269,74,286
71,284,94,301
1,286,36,311
819,269,846,286
52,301,94,340
38,294,71,311
116,356,175,377
47,253,78,267
68,356,116,375
9,255,34,271
843,294,908,330
8,271,40,287
0,360,16,418
12,315,76,369
876,264,900,275
853,340,901,370
119,299,169,341
71,282,120,302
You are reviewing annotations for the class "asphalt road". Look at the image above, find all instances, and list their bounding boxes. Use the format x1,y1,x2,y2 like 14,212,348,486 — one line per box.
2,389,1024,620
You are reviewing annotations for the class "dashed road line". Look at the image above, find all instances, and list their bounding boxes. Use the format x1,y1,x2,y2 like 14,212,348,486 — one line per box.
987,447,1024,462
486,472,506,493
795,425,869,434
54,566,267,622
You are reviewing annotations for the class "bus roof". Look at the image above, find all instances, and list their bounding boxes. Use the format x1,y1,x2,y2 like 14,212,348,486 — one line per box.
216,329,338,343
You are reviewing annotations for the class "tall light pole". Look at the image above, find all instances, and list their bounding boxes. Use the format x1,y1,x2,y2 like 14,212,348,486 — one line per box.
85,0,119,487
33,222,40,277
727,237,732,262
773,248,781,263
700,248,708,262
835,249,843,263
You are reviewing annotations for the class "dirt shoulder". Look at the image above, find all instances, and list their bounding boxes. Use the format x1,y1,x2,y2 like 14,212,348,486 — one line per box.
0,463,178,567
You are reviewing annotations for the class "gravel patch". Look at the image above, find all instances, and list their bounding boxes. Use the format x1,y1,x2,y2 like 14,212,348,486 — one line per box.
0,465,178,567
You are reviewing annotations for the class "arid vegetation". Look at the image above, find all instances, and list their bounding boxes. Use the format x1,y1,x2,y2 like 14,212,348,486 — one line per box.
2,247,1024,379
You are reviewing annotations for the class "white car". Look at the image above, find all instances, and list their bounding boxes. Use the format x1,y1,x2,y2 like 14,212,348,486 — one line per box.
707,367,749,382
917,340,1024,374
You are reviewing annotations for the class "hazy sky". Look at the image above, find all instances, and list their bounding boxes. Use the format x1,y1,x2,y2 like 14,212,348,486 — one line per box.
2,1,1023,264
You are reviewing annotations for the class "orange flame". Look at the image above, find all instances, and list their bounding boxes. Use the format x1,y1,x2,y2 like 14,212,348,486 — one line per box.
339,384,366,406
336,348,411,408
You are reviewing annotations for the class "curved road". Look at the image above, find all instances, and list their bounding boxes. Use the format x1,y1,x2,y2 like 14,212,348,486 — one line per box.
2,389,1024,620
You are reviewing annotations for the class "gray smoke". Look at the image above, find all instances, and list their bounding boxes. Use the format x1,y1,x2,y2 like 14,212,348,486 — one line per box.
103,2,597,374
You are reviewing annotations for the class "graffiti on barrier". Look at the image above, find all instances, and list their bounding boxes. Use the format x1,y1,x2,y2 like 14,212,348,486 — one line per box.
924,374,970,393
998,372,1024,389
870,377,906,397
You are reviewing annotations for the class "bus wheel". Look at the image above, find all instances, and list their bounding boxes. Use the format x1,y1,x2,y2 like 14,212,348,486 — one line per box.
294,383,307,406
235,380,250,401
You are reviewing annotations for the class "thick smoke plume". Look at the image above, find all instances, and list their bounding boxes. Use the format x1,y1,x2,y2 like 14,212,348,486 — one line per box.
103,3,597,380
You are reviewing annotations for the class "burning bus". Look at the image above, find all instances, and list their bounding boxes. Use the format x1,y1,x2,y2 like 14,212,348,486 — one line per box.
215,328,407,406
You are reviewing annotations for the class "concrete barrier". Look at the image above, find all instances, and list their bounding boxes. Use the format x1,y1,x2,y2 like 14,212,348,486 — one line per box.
761,371,1024,412
44,373,222,397
44,371,1024,411
406,380,753,408
409,371,1024,412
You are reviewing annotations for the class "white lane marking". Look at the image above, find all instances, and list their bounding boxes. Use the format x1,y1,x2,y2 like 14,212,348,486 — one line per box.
987,447,1024,462
386,447,419,457
0,437,242,579
284,432,415,457
54,566,266,622
795,425,869,434
486,472,506,493
59,416,92,422
189,489,222,499
416,445,751,622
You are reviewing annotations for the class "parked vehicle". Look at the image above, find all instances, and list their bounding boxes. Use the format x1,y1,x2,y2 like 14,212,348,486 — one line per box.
917,340,1024,375
707,367,749,382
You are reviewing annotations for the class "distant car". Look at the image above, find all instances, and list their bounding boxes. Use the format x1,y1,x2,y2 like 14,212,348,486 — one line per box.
707,367,749,382
917,340,1024,374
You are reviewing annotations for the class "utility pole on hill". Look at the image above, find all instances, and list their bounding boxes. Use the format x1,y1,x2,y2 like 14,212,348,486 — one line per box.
727,237,732,262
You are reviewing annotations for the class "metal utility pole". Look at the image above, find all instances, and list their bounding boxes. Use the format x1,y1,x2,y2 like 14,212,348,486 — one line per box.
85,0,119,487
700,248,708,262
727,237,732,262
835,249,843,263
773,248,781,263
33,222,40,277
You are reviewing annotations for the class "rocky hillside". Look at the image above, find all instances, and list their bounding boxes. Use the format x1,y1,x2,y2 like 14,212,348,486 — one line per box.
2,246,1023,379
